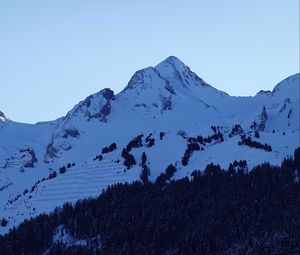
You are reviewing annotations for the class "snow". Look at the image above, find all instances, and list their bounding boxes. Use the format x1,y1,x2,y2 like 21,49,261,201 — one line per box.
52,225,88,248
272,73,299,101
0,56,299,235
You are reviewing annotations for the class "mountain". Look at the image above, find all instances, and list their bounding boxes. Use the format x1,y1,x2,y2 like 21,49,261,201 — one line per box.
0,56,299,234
0,111,8,122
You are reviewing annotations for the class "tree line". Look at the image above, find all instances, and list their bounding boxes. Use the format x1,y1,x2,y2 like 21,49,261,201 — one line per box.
0,148,299,255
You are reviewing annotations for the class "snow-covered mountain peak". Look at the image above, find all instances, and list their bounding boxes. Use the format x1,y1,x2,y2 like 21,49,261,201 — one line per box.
121,56,228,109
154,57,229,102
156,56,187,72
256,90,272,97
122,56,191,93
155,56,207,89
122,59,197,96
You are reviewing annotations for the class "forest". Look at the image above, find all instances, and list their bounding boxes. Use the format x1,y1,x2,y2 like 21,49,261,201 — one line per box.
0,147,299,255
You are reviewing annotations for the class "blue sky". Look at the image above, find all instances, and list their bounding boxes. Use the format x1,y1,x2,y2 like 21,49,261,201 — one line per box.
0,0,299,123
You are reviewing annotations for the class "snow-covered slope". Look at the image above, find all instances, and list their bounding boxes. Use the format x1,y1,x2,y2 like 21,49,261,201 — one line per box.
0,56,299,234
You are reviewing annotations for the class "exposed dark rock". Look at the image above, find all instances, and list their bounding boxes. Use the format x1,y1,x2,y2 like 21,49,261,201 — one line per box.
101,88,114,101
24,149,38,168
0,111,8,120
164,82,176,95
87,89,114,122
100,102,111,117
256,90,272,96
134,103,147,108
83,95,92,108
44,141,58,163
160,96,172,111
124,69,147,91
62,128,80,138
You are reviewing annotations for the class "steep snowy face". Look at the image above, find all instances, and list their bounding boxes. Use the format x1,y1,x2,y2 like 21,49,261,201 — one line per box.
119,67,176,113
43,88,115,162
155,56,208,89
263,73,300,132
64,88,115,124
155,56,229,106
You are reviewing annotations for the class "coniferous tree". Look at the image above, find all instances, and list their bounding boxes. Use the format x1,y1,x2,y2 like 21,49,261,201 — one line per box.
294,147,300,166
1,218,8,227
140,152,150,184
140,165,150,184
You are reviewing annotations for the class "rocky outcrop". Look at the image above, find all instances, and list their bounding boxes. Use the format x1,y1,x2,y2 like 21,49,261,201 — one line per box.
68,88,115,122
0,111,8,122
62,128,80,139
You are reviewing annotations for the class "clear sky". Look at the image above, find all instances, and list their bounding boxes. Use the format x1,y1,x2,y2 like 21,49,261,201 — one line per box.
0,0,299,123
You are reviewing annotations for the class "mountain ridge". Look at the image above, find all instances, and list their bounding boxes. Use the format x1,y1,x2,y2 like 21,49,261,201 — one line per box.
0,56,299,235
2,57,298,125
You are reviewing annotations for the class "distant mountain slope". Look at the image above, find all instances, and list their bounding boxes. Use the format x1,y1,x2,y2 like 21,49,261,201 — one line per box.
0,111,8,122
0,57,299,234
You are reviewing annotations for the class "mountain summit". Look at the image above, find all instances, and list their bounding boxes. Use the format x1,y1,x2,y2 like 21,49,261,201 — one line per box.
155,56,208,89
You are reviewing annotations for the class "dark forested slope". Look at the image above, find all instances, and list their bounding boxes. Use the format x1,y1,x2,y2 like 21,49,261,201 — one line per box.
1,148,300,255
